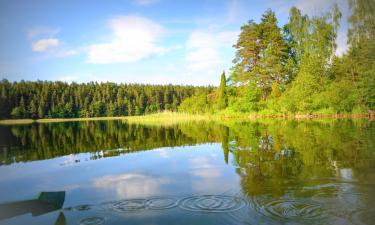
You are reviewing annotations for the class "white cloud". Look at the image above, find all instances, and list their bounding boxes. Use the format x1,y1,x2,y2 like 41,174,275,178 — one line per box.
56,49,78,57
132,0,159,6
28,26,80,57
86,16,166,64
31,38,60,52
185,30,238,75
31,38,78,57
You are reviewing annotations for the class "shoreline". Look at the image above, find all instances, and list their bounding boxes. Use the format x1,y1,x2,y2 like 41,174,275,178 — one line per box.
0,112,373,125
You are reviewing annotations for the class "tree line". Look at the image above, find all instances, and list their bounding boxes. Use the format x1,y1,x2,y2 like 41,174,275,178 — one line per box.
0,80,212,119
179,0,375,115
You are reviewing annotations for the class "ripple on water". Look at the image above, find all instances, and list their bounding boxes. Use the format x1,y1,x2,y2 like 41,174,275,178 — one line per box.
350,210,375,225
260,199,324,220
145,197,179,210
79,217,105,225
179,195,247,212
65,204,92,211
112,199,146,212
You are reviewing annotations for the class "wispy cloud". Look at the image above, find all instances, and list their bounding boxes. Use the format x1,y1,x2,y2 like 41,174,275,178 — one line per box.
86,15,167,64
28,26,79,57
185,30,238,74
31,38,78,57
294,0,337,15
132,0,159,6
31,38,60,52
28,26,60,39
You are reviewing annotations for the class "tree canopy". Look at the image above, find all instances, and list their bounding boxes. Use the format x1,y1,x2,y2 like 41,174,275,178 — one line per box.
180,1,374,115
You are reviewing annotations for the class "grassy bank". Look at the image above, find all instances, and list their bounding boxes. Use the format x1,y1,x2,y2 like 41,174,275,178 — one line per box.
0,112,218,125
123,112,216,125
0,111,373,125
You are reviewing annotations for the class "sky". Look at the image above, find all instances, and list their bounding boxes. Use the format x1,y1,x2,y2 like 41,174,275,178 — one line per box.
0,0,350,86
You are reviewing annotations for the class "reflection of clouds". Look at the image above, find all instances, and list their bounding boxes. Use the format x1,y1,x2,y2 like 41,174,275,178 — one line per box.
60,154,82,166
92,173,170,198
190,156,215,169
340,168,353,181
189,155,233,193
191,168,221,178
155,148,170,158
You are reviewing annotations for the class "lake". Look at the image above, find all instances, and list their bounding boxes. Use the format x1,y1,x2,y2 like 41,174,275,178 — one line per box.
0,119,374,225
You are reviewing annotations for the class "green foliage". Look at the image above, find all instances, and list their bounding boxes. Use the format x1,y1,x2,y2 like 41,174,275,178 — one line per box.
218,71,228,109
0,80,212,119
11,107,23,119
346,0,375,110
181,2,373,115
229,82,261,112
232,9,288,100
178,92,211,114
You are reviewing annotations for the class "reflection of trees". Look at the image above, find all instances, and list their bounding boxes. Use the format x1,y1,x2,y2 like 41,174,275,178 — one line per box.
231,135,304,197
0,121,204,165
226,120,375,197
0,120,374,189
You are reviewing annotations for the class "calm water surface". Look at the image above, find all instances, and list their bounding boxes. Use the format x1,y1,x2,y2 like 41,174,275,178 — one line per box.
0,120,374,225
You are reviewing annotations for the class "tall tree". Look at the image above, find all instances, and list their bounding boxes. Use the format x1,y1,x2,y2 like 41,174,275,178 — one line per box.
232,9,288,100
347,0,375,110
218,71,228,109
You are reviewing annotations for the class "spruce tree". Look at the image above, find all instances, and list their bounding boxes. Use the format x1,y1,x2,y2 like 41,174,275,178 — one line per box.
218,71,228,109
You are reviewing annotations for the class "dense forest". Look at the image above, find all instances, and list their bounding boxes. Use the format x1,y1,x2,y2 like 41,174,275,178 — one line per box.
179,0,375,115
0,81,212,119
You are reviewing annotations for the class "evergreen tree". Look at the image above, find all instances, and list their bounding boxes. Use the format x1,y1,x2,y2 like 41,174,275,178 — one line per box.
218,71,228,109
232,9,288,100
29,99,37,119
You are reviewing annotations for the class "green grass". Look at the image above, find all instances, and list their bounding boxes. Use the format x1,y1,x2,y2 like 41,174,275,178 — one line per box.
0,119,35,125
0,111,371,125
0,112,219,126
123,112,218,125
37,116,127,123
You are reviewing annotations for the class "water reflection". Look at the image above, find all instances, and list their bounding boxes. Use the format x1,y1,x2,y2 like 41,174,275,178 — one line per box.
92,173,171,198
0,119,374,224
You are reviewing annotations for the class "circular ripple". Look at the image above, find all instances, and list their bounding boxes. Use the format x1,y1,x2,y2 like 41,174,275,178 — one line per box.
79,217,105,225
350,210,375,225
146,197,179,210
262,199,323,219
112,199,146,212
179,195,247,212
65,204,92,211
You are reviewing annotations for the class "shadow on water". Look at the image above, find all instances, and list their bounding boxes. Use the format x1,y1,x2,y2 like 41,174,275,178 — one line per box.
0,192,65,224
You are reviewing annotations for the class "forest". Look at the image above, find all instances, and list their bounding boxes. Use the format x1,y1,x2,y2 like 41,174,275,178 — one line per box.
0,0,373,119
0,81,212,119
179,0,375,115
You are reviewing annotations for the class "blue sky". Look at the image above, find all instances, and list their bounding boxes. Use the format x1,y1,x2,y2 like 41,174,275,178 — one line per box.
0,0,349,85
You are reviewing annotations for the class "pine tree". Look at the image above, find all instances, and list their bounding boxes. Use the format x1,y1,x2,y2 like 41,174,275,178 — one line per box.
29,99,37,119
